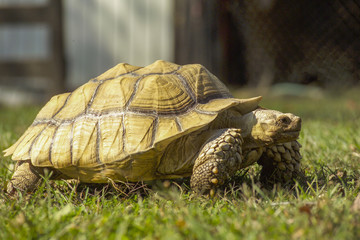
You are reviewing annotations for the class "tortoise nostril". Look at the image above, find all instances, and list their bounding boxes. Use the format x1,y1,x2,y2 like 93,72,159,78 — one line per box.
279,116,291,125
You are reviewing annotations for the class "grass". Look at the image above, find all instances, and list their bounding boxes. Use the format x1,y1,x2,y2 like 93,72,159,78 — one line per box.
1,88,360,239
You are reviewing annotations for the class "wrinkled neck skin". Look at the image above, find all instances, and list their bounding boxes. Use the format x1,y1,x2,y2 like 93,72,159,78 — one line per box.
225,110,260,149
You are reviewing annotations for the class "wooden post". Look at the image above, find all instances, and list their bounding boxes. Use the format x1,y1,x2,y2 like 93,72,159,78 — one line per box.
0,0,66,97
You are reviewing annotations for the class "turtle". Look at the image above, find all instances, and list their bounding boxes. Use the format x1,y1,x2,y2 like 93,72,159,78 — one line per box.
3,60,302,195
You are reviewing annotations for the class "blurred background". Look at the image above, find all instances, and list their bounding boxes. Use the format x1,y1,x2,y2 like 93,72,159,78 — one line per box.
0,0,359,105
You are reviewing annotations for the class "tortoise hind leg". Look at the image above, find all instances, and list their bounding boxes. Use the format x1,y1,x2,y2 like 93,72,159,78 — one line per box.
190,128,243,195
7,160,43,194
7,160,64,194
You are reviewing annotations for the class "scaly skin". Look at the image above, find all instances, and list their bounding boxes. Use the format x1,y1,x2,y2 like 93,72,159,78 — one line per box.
190,108,301,194
7,160,42,194
190,129,243,195
7,160,66,194
258,140,303,184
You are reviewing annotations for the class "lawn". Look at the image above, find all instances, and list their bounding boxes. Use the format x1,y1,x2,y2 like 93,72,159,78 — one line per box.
1,88,360,239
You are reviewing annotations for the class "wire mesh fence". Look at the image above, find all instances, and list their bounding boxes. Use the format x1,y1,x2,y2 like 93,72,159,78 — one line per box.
229,0,360,87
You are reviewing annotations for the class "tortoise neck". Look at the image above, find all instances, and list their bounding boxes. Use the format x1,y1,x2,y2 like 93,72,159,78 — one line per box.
212,109,256,139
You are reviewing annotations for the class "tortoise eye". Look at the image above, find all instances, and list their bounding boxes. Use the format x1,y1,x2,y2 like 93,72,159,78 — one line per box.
278,116,291,125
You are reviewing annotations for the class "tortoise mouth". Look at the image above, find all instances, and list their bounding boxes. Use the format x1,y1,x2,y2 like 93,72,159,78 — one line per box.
279,130,300,142
284,131,300,140
284,129,301,134
266,129,300,144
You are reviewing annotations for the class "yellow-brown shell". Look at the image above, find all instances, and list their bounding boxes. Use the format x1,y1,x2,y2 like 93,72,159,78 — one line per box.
4,60,261,182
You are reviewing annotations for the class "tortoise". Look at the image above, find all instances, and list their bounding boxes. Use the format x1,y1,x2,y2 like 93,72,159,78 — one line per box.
4,60,302,195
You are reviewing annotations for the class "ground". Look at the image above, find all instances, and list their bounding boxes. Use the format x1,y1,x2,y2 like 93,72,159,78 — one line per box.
1,88,360,239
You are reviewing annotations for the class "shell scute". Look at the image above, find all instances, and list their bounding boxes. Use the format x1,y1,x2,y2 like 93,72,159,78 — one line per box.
176,110,217,133
89,76,137,113
51,124,72,168
154,117,181,144
133,60,179,75
128,74,193,114
71,118,98,166
8,124,47,160
124,114,156,154
95,63,141,81
177,64,232,103
35,92,71,119
98,116,124,163
31,125,57,166
54,81,99,120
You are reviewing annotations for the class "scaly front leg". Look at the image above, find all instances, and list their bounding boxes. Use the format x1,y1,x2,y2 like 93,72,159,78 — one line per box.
190,128,243,195
258,140,303,184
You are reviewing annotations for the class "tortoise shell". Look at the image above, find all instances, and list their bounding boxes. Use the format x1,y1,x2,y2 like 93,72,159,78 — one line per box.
4,60,261,182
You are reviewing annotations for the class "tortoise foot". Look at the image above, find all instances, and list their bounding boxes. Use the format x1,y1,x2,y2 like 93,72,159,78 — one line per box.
190,128,243,195
7,160,43,194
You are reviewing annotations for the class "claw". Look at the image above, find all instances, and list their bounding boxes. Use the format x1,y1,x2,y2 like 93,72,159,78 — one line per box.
211,178,218,185
210,189,215,197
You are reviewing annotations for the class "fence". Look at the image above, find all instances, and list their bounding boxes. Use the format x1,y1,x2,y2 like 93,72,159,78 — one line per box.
229,0,360,87
175,0,360,87
1,0,359,105
0,0,174,102
0,0,65,103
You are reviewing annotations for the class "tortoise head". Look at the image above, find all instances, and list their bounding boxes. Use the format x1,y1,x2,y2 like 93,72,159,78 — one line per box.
239,108,301,148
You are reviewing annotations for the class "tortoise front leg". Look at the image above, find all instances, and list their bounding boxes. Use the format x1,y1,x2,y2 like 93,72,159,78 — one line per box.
190,128,243,195
258,140,303,184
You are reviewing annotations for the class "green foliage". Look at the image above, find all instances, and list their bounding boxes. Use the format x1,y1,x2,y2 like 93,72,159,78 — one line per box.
1,90,360,239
